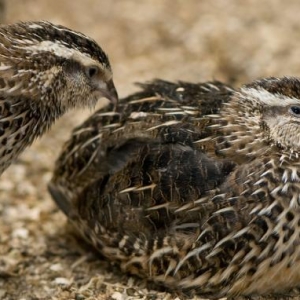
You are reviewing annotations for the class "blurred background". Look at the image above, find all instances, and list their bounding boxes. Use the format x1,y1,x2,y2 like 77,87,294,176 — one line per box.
2,1,300,299
6,0,300,94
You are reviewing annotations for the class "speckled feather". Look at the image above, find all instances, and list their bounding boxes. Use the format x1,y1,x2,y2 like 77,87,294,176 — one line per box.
0,21,117,175
50,77,300,299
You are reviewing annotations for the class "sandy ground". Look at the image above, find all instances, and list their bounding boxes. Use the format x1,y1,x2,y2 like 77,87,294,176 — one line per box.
2,0,300,299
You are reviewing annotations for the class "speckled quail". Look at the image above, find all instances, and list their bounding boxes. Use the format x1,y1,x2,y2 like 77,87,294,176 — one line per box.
0,21,117,175
49,77,300,299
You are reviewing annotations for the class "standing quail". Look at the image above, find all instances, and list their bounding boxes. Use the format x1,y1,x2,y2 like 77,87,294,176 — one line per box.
49,77,300,298
0,21,117,175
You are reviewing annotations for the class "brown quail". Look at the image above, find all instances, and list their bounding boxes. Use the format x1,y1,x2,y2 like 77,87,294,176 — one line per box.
0,21,118,175
49,77,300,299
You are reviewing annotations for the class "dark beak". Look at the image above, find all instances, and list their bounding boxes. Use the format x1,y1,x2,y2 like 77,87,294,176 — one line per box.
104,79,118,104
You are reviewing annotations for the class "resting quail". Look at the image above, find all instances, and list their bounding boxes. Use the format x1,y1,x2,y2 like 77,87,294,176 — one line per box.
0,21,117,175
49,77,300,299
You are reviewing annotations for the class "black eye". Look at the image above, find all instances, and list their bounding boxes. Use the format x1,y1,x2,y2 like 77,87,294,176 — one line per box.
85,65,99,79
290,106,300,116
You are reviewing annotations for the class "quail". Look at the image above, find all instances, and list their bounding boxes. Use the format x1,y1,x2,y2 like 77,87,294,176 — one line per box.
0,21,118,175
49,77,300,299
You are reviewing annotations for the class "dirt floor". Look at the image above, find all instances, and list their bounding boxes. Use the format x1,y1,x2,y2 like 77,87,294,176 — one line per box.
2,0,300,299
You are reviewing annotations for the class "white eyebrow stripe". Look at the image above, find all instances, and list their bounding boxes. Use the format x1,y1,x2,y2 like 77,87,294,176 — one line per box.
20,40,84,59
242,87,300,106
28,24,43,30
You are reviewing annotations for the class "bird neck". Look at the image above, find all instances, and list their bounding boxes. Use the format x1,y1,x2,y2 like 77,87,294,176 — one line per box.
213,91,267,162
25,97,65,143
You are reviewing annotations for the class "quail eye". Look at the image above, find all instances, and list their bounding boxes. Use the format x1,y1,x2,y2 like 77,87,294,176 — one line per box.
290,106,300,116
85,65,99,79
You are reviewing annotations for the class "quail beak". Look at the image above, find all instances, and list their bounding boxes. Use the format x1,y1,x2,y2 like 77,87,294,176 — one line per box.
102,79,118,105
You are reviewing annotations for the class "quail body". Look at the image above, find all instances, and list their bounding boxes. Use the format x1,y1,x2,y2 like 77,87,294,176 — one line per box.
49,77,300,299
0,21,117,175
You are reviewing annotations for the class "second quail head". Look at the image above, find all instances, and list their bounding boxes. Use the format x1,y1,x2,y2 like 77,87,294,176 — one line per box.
0,21,118,174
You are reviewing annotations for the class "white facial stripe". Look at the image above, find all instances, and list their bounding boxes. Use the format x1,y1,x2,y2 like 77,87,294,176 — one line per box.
10,40,109,81
22,40,88,59
27,24,43,30
242,87,300,107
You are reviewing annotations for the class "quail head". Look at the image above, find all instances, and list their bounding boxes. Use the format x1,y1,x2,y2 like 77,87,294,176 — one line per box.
0,21,118,174
49,77,300,298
